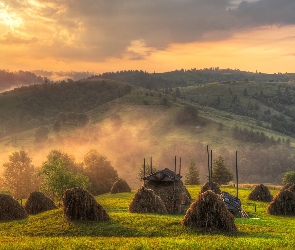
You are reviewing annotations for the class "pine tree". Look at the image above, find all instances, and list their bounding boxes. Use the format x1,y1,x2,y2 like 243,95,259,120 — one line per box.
185,159,200,185
212,156,233,185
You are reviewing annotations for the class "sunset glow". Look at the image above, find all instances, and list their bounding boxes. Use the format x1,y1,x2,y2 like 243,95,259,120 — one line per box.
0,0,295,74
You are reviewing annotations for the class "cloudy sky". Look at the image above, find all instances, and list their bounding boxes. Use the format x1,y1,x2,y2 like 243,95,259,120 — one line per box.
0,0,295,74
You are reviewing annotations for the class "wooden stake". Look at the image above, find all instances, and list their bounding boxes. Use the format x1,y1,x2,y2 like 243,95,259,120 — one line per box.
143,158,146,187
236,151,239,198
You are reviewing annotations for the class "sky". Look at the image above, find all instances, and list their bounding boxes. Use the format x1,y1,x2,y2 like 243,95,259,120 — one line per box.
0,0,295,74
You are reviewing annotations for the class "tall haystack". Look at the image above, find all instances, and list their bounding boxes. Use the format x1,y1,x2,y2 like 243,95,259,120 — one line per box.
267,190,295,215
201,182,221,194
248,184,273,202
182,190,237,232
0,194,27,221
287,184,295,193
110,178,131,194
145,180,191,214
129,186,167,214
25,192,57,215
63,187,110,221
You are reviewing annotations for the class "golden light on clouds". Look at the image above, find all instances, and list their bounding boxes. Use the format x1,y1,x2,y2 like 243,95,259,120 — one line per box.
0,0,294,74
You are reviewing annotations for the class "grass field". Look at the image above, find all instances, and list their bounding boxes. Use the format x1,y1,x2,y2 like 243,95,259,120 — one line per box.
0,185,294,249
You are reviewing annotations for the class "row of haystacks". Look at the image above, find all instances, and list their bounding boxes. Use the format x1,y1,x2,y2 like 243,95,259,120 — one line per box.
247,183,295,216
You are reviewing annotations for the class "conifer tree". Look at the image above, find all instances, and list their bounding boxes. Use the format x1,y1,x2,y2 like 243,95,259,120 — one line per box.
185,159,200,185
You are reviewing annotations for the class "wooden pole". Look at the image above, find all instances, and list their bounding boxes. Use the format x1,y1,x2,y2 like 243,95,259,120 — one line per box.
173,156,177,213
207,145,210,187
150,157,153,174
210,149,213,189
236,151,239,198
143,158,146,187
179,157,182,175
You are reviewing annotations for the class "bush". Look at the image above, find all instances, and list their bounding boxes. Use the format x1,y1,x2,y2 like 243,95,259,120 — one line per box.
282,171,295,185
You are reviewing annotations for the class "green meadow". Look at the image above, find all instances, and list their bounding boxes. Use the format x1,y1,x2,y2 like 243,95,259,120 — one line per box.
0,185,294,250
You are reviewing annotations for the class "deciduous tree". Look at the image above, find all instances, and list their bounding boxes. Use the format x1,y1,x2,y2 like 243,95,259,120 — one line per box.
2,151,39,199
83,149,118,195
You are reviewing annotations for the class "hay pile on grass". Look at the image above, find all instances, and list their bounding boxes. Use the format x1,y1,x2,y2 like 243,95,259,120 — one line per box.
129,186,167,214
145,180,191,214
63,187,110,221
110,178,131,194
0,194,27,221
182,190,237,232
288,184,295,193
248,184,273,202
267,190,295,215
25,192,57,215
201,182,221,194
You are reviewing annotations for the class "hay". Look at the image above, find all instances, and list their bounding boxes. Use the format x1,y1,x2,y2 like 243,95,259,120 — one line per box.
201,182,221,194
63,187,110,221
0,194,27,221
145,180,191,214
110,178,131,194
129,186,168,214
267,190,295,215
182,190,237,232
24,192,57,215
288,184,295,193
248,184,273,202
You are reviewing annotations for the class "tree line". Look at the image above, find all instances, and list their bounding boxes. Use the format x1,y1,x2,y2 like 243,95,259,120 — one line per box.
0,149,118,201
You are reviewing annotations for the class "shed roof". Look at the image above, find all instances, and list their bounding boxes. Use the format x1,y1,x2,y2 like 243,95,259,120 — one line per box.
142,168,182,182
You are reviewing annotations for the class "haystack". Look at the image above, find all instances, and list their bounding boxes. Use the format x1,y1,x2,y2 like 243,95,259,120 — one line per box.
25,191,57,215
129,186,167,214
267,190,295,215
201,182,221,194
0,194,27,221
145,180,191,214
110,178,131,194
248,184,273,202
288,184,295,193
63,187,110,221
182,190,237,232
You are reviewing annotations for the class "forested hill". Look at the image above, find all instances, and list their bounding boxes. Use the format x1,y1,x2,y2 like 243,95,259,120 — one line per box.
0,70,44,92
0,79,132,136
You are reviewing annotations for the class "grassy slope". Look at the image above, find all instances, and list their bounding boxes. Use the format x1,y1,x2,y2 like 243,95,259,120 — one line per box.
0,186,294,249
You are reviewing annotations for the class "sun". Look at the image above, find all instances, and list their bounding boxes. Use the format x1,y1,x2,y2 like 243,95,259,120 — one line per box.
0,3,22,30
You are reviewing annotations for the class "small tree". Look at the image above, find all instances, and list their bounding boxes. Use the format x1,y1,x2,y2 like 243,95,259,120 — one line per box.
185,159,200,185
39,159,89,202
2,151,39,199
282,171,295,185
212,156,233,185
83,149,118,195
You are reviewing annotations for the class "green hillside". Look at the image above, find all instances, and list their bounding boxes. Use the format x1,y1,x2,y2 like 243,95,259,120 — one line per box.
1,185,295,249
0,74,295,187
